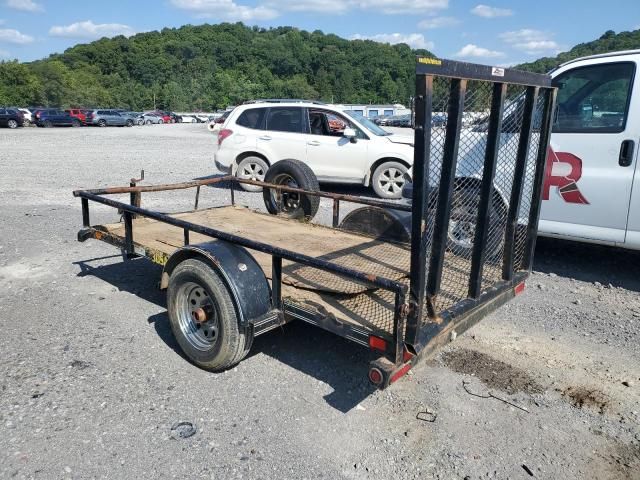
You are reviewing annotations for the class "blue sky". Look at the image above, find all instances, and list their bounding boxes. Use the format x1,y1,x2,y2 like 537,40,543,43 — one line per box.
0,0,638,65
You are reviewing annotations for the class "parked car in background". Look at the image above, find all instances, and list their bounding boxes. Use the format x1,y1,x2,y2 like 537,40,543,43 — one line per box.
120,111,143,124
89,110,134,127
214,101,413,199
0,108,24,128
81,109,94,124
37,109,81,127
17,108,32,125
152,111,171,123
432,114,447,127
32,108,52,123
140,112,164,124
167,112,182,123
65,108,87,124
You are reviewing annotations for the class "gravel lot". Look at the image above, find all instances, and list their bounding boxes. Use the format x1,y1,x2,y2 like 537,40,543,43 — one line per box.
1,124,638,479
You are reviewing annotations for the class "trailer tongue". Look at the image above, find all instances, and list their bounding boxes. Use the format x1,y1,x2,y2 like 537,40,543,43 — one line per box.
74,58,556,388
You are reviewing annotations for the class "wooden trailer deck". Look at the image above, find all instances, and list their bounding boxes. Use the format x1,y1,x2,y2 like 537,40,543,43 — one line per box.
97,205,480,338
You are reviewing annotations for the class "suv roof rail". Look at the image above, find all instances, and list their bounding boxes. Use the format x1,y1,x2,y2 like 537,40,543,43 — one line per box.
242,98,327,105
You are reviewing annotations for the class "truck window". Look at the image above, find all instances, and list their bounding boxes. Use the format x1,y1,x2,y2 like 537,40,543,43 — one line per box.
552,62,635,133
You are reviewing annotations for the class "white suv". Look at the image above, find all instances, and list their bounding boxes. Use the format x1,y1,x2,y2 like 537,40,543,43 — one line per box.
214,101,414,198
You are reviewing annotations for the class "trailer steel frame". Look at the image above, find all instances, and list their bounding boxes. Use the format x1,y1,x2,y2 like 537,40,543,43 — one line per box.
74,58,556,387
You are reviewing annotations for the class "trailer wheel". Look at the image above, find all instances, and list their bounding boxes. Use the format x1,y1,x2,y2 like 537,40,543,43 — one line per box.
263,159,320,220
167,258,252,371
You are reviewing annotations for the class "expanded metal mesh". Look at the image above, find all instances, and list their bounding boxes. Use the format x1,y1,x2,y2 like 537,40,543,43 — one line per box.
423,80,546,314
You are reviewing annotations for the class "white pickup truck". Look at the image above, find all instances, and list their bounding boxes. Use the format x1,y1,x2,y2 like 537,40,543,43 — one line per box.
540,49,640,250
400,50,640,251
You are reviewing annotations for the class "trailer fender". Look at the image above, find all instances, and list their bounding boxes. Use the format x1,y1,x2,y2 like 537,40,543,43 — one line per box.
160,241,271,326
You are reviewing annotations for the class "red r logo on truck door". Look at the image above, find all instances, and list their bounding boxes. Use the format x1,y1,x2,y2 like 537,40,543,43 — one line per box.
542,147,589,204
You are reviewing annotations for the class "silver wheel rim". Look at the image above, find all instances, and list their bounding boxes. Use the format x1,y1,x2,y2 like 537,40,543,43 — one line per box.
239,161,266,182
449,212,476,249
175,281,219,352
8,120,17,128
378,167,405,196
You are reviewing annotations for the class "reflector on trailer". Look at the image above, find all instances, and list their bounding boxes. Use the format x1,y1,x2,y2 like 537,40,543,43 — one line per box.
514,282,526,295
368,367,383,385
390,363,412,384
369,335,387,352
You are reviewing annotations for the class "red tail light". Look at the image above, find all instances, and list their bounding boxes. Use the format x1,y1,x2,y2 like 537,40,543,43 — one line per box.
368,335,387,352
218,128,233,146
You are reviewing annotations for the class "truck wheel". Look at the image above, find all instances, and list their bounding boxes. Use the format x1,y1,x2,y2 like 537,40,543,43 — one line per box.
448,185,506,261
167,258,252,371
7,119,18,129
98,119,107,127
372,161,408,199
263,159,320,220
72,119,81,127
236,156,269,192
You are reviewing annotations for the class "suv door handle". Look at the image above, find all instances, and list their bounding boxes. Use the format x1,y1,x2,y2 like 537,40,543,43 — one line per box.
619,140,635,167
258,135,272,141
307,140,320,146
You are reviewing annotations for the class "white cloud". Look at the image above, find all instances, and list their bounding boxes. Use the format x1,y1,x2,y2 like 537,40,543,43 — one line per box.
0,28,34,44
276,0,349,13
5,0,43,12
49,21,135,39
499,29,561,54
470,4,513,18
454,43,504,58
196,0,449,17
352,0,448,14
351,33,434,50
418,16,460,29
170,0,279,21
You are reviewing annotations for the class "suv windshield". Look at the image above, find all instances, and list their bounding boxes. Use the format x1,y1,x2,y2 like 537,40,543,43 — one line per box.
343,111,392,136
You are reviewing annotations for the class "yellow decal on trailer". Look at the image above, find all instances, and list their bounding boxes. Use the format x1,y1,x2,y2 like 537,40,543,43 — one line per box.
418,57,442,66
150,250,169,266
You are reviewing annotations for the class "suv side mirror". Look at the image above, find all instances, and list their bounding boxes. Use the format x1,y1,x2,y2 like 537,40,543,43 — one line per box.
343,127,357,143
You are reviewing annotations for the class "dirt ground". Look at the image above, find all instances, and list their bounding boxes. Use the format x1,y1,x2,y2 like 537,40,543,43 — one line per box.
0,124,638,479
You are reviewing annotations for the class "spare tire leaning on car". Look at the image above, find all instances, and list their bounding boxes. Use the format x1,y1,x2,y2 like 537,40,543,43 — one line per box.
262,159,320,221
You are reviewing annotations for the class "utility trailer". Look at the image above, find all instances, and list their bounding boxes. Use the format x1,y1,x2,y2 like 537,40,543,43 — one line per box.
73,58,556,388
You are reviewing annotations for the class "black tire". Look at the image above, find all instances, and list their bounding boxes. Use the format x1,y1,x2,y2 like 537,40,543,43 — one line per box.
7,119,18,129
126,119,133,127
72,119,81,128
167,258,253,371
236,156,269,192
262,159,320,220
448,184,507,261
98,119,107,127
371,161,408,199
43,120,53,128
145,119,152,125
158,119,164,124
